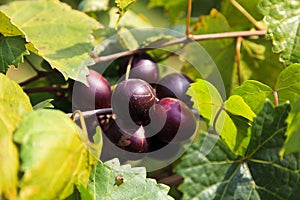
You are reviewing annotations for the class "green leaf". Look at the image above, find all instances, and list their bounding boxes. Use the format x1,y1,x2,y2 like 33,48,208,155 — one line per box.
89,159,173,200
117,27,139,50
115,0,137,29
176,102,300,199
233,80,274,114
0,35,30,74
188,79,223,124
32,99,54,110
0,11,23,36
280,99,300,157
0,74,32,199
224,95,256,120
258,0,300,65
188,79,256,156
0,0,102,84
14,109,96,200
275,64,300,105
78,0,109,12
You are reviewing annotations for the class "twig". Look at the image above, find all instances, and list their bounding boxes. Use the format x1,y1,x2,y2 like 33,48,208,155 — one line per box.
235,36,243,86
94,30,266,63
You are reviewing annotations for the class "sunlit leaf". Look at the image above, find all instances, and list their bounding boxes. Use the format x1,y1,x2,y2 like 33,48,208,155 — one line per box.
0,74,32,199
233,80,274,114
0,11,23,36
14,109,96,200
89,158,173,200
258,0,300,65
188,79,256,156
0,0,102,83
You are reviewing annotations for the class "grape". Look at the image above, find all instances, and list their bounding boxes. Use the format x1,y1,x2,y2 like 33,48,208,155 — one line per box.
72,69,111,110
119,53,159,83
112,79,157,126
101,118,148,153
147,137,181,160
148,97,196,143
155,73,193,107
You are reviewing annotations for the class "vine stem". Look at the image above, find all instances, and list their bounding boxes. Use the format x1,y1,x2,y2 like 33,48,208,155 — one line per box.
93,30,266,63
186,0,192,37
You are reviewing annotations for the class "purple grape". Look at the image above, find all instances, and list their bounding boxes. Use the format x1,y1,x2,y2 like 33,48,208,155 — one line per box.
148,97,196,143
119,53,159,83
72,69,111,110
112,79,157,126
101,118,148,153
155,73,194,107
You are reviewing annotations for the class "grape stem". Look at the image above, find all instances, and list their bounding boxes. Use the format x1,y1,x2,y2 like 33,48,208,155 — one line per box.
186,0,192,37
67,107,200,120
93,30,266,63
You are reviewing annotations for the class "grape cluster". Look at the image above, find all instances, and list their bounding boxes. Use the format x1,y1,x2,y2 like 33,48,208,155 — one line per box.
73,53,197,155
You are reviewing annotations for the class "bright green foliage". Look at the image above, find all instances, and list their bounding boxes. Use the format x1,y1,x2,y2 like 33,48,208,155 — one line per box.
176,102,300,200
89,158,173,200
0,74,32,199
275,64,300,105
233,80,274,114
14,109,97,200
0,0,102,84
258,0,300,65
188,79,256,156
115,0,137,29
280,99,300,157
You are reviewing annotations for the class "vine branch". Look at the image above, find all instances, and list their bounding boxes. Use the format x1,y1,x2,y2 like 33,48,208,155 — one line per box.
93,30,266,63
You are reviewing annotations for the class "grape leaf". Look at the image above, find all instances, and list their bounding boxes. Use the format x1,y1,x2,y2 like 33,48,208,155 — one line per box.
233,80,274,114
14,109,97,200
275,64,300,105
0,74,32,199
89,158,173,200
176,101,300,199
0,11,23,36
0,35,30,74
188,79,256,156
0,0,102,84
258,0,300,65
280,99,300,157
115,0,137,29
